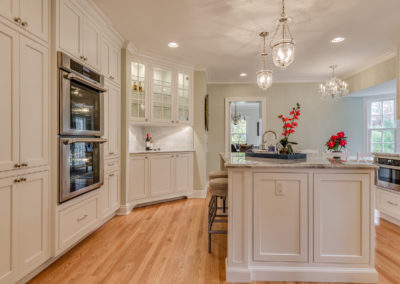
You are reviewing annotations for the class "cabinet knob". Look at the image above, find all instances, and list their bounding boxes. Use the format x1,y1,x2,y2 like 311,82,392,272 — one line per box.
80,55,85,60
145,118,148,122
14,178,21,183
14,163,21,168
176,154,179,157
21,177,27,182
21,163,28,167
171,120,174,123
176,121,179,123
21,21,28,27
13,17,21,24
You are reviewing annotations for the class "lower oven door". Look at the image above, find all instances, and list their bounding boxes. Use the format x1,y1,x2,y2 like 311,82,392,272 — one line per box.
59,137,107,203
377,166,400,191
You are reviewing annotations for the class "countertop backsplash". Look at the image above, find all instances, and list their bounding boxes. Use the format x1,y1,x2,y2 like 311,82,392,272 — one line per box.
129,124,194,152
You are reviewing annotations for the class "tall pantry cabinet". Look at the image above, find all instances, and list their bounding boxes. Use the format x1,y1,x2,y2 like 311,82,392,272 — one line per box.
0,1,50,283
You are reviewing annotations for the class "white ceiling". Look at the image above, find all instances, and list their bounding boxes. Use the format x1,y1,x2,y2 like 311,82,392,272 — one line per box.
94,0,400,83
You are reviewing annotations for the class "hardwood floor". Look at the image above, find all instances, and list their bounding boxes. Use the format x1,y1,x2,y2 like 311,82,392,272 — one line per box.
30,197,400,284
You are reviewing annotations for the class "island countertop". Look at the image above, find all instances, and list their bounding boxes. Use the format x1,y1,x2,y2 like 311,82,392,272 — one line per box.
219,152,378,169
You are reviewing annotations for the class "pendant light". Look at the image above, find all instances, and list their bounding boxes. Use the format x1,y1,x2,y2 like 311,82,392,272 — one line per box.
231,102,245,126
319,65,349,102
270,0,295,70
256,32,273,91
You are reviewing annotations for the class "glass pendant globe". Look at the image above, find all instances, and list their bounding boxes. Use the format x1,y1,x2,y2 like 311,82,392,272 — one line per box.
256,70,273,90
272,41,294,70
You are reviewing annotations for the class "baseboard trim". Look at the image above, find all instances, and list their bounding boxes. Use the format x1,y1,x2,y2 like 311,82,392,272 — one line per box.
190,189,207,198
226,260,378,283
117,204,133,215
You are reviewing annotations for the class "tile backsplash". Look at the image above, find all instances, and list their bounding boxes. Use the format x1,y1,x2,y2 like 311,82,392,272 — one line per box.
129,125,194,152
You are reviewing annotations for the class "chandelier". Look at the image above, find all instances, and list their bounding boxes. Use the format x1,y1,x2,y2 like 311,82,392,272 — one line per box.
256,32,273,91
270,0,295,70
319,65,349,102
231,103,245,125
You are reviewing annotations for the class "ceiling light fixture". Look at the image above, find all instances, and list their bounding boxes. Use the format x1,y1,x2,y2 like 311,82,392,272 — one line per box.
240,73,248,77
168,42,179,48
270,0,295,70
256,32,273,91
319,65,349,102
331,37,346,43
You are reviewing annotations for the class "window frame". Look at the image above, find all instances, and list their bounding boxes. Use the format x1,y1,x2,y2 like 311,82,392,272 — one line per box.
365,95,398,153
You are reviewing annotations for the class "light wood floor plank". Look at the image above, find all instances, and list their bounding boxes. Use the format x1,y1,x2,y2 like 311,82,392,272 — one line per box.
30,197,400,284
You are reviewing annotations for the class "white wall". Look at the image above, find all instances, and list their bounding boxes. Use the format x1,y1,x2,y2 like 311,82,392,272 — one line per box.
207,83,365,172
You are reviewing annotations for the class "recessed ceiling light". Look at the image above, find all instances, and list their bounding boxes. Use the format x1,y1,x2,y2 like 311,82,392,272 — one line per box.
240,73,248,77
168,42,179,48
331,37,346,43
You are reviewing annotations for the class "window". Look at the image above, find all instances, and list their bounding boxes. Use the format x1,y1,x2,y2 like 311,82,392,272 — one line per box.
231,120,247,145
367,97,397,153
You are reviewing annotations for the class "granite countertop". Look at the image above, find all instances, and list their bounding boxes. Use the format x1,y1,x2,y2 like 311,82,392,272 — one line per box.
130,149,195,154
220,152,378,169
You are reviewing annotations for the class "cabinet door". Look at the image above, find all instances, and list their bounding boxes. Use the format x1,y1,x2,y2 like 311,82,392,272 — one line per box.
19,0,48,42
59,0,82,59
100,174,110,218
0,0,18,23
15,171,49,275
253,173,308,262
0,177,16,283
150,154,174,197
107,84,120,158
175,153,193,193
175,71,191,124
314,173,370,264
19,35,48,168
108,44,120,83
82,18,100,70
130,61,148,121
129,155,148,201
0,22,19,172
151,66,173,123
109,171,120,211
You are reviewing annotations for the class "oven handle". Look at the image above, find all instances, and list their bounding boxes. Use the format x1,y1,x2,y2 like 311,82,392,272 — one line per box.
62,138,108,145
64,73,107,93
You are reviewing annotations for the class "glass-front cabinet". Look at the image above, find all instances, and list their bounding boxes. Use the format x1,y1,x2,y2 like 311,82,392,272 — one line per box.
152,66,173,122
130,61,147,121
176,72,191,123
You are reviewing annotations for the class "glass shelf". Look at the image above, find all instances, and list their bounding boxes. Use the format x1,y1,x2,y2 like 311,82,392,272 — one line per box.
130,62,147,119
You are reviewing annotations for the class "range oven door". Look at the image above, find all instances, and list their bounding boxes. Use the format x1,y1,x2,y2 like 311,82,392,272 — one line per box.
59,137,107,203
59,70,106,136
377,165,400,191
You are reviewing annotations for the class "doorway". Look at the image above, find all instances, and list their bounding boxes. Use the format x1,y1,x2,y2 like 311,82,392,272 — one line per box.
225,97,267,152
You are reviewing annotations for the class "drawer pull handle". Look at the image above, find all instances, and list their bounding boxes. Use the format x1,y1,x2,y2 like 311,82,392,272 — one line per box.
14,178,21,183
14,163,21,168
77,214,88,222
109,173,115,177
21,21,28,27
21,163,28,167
108,163,114,166
20,177,27,182
387,201,398,206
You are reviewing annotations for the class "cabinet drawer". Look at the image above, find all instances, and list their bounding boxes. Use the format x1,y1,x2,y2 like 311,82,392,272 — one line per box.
105,158,120,173
378,188,400,218
58,196,100,250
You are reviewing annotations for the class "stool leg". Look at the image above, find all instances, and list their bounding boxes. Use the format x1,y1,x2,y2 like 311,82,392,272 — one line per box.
223,197,226,213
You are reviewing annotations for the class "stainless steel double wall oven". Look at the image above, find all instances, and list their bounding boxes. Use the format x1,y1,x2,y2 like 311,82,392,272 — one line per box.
58,52,107,203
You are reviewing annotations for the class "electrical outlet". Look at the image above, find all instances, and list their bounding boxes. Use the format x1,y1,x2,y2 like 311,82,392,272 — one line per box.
275,182,285,196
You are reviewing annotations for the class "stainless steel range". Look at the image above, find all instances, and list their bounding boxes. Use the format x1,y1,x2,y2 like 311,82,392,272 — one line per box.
58,52,107,203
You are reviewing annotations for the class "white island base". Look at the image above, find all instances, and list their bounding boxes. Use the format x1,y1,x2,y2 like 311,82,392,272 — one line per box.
221,153,378,283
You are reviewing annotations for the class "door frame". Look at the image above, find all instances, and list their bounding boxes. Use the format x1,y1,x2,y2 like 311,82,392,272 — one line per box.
224,97,267,153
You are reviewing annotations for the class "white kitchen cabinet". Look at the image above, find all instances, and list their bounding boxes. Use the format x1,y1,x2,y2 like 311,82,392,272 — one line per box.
0,23,48,173
101,170,121,219
59,0,100,70
175,152,193,193
175,71,192,124
102,37,120,84
253,173,308,262
377,187,400,223
0,0,48,42
314,173,370,264
129,60,149,122
129,155,149,201
150,153,174,197
151,65,174,123
0,171,49,283
129,152,193,206
104,82,120,159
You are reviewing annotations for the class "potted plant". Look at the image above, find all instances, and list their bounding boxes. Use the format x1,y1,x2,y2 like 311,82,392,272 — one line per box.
277,103,301,154
326,131,348,159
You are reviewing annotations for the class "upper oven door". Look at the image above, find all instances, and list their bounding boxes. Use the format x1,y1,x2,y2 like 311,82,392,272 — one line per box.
59,70,105,136
377,165,400,191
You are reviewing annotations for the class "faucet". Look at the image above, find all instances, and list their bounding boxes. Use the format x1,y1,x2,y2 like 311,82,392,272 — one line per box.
262,130,277,150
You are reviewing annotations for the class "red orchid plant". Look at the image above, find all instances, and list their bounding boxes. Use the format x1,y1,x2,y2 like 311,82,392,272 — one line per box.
326,131,348,151
277,103,301,154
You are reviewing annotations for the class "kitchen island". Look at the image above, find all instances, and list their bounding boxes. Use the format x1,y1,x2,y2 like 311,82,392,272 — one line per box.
220,153,378,283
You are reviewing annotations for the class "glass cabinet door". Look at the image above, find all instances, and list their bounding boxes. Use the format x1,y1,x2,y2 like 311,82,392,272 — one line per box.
177,72,190,122
130,62,147,120
152,67,172,121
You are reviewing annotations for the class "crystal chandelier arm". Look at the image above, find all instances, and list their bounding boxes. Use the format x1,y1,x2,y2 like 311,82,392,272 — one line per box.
281,0,286,18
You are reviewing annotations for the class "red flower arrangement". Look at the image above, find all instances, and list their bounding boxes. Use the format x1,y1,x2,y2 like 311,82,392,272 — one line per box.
277,103,301,154
326,131,348,151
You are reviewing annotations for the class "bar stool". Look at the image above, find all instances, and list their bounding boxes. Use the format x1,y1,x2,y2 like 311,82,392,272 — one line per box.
208,170,228,212
208,177,228,253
